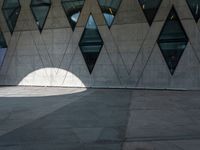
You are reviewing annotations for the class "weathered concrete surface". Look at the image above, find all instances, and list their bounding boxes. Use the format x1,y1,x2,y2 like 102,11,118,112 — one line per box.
0,0,200,89
0,87,200,150
123,90,200,150
0,87,131,150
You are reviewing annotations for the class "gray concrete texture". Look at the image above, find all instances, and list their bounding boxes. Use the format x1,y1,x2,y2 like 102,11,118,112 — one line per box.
0,87,200,150
0,0,200,89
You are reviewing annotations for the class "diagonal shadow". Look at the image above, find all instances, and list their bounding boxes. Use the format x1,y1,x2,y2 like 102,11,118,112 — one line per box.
0,89,132,150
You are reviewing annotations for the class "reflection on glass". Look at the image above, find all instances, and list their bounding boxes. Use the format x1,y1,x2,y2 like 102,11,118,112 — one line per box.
157,7,188,75
79,15,103,73
2,0,21,34
30,0,51,32
71,12,80,22
61,0,85,31
97,0,121,28
138,0,162,25
103,13,114,27
186,0,200,22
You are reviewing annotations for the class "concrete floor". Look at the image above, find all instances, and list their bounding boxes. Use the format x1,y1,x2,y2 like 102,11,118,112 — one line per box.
0,87,200,150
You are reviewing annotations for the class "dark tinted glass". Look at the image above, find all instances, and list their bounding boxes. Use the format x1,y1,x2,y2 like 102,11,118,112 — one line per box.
186,0,200,22
2,0,21,34
157,7,188,75
30,0,51,32
79,15,103,73
61,0,84,31
97,0,122,28
0,32,7,66
138,0,162,25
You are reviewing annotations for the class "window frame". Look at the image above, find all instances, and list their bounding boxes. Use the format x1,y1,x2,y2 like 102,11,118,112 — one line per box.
30,0,51,33
157,6,189,75
61,0,85,31
138,0,162,26
97,0,122,28
2,0,21,34
79,14,104,74
186,0,200,22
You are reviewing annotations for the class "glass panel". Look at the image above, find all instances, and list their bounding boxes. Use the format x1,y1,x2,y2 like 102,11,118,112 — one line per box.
0,32,7,48
61,0,85,31
186,0,200,22
0,32,7,66
103,13,114,27
31,0,51,5
138,0,162,25
158,9,188,42
2,0,20,8
97,0,122,28
30,0,51,32
79,15,103,73
2,0,21,34
157,7,188,75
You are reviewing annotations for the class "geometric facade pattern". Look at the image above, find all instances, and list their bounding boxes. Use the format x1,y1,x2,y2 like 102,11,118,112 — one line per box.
30,0,51,33
2,0,21,34
186,0,200,22
61,0,85,31
79,15,103,73
97,0,122,28
138,0,162,25
157,7,188,75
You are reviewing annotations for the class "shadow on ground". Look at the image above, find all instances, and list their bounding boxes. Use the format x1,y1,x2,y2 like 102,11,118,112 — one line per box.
0,88,131,150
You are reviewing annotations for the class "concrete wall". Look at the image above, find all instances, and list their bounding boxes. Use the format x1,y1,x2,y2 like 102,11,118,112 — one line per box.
0,0,200,90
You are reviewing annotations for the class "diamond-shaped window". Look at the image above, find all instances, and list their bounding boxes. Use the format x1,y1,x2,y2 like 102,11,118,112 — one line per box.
186,0,200,22
157,7,188,75
30,0,51,33
0,31,7,67
79,15,103,73
138,0,162,25
2,0,21,34
61,0,85,31
97,0,122,28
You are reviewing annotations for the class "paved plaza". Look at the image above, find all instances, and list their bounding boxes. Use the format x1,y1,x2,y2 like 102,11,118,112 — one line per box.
0,87,200,150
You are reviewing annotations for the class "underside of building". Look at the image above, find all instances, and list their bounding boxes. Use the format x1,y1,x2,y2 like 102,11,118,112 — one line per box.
0,0,200,90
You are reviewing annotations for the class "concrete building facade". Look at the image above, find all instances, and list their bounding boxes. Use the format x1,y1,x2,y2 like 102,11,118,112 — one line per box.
0,0,200,90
